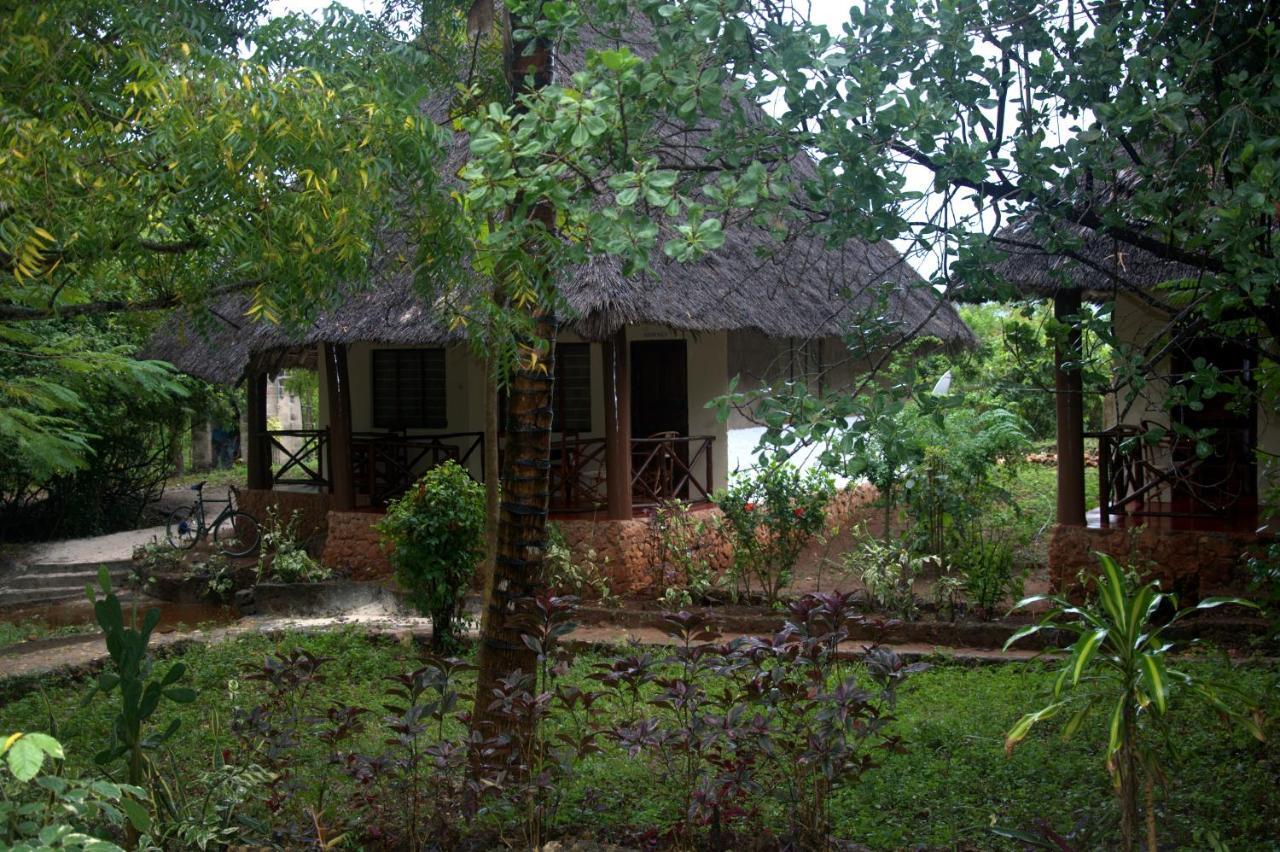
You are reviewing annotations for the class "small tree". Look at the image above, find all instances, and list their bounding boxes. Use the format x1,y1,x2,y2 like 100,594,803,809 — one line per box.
378,461,485,651
1005,554,1264,851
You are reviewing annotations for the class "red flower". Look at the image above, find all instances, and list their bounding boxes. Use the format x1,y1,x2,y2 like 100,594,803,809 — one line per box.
744,502,756,512
792,507,805,517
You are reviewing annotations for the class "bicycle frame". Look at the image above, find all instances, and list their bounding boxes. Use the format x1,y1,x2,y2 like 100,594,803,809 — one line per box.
188,487,237,537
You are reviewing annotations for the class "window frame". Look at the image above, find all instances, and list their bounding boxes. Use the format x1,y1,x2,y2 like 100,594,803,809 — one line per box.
370,347,448,430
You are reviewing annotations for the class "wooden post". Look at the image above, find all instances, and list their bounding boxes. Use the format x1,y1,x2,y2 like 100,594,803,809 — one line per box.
246,367,270,490
1055,289,1086,526
603,327,632,520
324,342,356,511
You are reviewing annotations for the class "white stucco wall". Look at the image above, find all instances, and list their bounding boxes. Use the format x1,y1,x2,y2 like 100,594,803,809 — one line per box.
317,326,732,494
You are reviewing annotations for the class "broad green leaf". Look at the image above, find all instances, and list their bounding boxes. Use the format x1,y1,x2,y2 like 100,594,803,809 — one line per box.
1140,653,1169,713
1070,628,1108,685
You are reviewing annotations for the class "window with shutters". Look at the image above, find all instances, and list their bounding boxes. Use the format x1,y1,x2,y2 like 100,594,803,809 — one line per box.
555,343,592,432
371,348,447,429
499,343,593,433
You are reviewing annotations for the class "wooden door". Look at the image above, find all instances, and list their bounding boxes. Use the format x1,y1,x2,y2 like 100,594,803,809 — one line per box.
630,340,689,501
1170,336,1256,512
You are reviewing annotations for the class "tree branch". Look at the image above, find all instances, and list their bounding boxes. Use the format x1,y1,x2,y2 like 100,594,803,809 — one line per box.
0,279,259,321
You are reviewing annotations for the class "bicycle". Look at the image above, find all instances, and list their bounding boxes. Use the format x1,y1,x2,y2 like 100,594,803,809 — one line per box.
166,481,262,557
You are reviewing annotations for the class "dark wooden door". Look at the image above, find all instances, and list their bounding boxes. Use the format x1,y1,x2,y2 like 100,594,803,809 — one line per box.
630,340,689,501
1170,336,1256,511
631,340,688,436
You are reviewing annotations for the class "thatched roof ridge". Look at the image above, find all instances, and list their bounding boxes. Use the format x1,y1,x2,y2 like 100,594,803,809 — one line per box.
146,15,974,385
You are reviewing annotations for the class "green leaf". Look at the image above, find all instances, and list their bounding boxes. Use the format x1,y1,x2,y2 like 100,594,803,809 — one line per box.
1194,596,1258,611
1106,693,1127,758
1070,627,1108,685
1140,653,1169,713
1095,553,1129,631
120,796,152,833
1004,702,1064,755
164,687,197,703
5,736,48,781
1003,621,1056,650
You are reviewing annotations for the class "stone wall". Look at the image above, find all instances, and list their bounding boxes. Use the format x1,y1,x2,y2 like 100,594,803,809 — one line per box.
237,489,331,550
1048,522,1260,600
556,485,884,598
322,510,393,581
316,485,886,598
557,509,734,598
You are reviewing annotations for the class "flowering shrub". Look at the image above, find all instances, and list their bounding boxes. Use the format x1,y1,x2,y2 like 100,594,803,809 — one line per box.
715,464,835,604
376,461,485,650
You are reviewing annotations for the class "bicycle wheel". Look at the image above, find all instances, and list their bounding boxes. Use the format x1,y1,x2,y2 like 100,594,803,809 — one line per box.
213,511,261,557
167,506,200,550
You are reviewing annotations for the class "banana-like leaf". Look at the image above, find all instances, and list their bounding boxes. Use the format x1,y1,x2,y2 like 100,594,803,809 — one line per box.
1096,553,1129,632
1062,698,1097,740
1005,701,1065,755
1194,596,1259,611
1003,621,1058,651
1106,693,1128,758
1071,628,1108,686
1140,653,1169,714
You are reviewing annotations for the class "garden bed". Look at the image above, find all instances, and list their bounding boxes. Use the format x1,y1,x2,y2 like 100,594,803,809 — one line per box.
2,626,1275,849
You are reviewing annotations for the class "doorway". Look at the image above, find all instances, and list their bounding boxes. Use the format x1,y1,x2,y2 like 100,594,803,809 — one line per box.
630,340,689,501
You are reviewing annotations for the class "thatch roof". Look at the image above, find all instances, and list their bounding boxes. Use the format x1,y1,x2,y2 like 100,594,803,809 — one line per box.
974,215,1202,302
147,17,974,385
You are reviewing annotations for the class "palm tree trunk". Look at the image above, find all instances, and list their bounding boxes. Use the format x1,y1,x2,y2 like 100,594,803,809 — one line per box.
471,7,556,736
472,317,555,732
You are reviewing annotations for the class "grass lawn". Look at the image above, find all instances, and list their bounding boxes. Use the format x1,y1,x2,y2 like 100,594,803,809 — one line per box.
2,628,1275,849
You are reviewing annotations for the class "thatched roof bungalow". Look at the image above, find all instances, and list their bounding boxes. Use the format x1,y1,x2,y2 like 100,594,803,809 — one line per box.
146,17,976,582
976,216,1274,598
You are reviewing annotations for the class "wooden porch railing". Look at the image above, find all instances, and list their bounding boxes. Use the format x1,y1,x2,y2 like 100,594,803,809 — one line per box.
548,434,716,513
352,431,484,507
265,428,330,487
261,428,715,514
1088,423,1252,519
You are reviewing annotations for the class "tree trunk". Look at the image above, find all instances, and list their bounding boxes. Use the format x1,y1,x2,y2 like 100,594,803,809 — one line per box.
471,7,556,736
479,354,501,602
471,317,556,732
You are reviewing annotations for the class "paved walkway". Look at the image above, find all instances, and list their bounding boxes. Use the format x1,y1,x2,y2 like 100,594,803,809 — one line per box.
8,525,168,570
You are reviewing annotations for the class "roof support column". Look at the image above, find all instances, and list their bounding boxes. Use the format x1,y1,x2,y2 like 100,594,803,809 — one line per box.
324,342,356,511
603,327,632,520
246,365,271,490
1055,289,1086,526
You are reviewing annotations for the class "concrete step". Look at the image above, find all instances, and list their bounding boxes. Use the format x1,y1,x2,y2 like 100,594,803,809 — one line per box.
0,586,93,608
6,566,132,591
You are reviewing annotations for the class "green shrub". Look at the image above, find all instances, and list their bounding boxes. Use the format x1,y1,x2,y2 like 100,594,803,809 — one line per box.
845,527,932,620
951,527,1024,619
2,731,147,850
376,461,484,650
256,506,330,584
716,464,834,604
650,499,722,607
545,521,616,606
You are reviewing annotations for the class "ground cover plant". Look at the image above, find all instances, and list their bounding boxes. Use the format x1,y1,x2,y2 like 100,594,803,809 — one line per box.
2,610,1275,849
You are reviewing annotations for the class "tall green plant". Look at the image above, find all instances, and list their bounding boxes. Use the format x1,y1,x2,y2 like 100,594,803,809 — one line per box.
1005,554,1264,851
377,461,485,651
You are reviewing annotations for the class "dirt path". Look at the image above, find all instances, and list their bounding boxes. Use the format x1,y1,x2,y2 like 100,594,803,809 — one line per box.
0,609,1048,693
